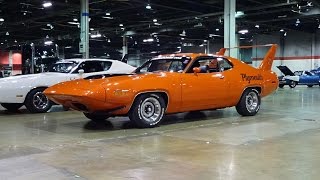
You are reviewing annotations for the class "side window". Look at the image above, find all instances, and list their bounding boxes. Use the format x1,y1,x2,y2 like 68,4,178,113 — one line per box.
75,61,104,73
169,61,184,72
187,57,233,73
101,61,112,71
187,58,211,73
217,58,233,72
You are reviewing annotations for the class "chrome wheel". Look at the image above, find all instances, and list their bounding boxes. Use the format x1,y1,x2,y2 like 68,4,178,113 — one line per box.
32,92,50,110
140,97,161,123
245,91,259,113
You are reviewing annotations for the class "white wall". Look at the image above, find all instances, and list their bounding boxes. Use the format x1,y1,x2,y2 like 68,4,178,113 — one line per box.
252,31,320,75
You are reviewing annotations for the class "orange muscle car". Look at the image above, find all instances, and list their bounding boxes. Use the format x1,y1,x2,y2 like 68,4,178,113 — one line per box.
44,44,279,128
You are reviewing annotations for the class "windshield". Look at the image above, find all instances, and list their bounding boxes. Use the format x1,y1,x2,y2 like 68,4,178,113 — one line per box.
47,62,79,73
135,57,191,73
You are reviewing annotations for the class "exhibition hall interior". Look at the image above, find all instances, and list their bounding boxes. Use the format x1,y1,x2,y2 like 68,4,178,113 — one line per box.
0,0,320,179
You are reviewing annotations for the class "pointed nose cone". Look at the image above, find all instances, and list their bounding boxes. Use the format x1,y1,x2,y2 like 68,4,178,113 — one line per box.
44,79,106,104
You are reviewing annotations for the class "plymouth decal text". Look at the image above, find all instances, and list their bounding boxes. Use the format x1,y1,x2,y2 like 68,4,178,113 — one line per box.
241,73,263,83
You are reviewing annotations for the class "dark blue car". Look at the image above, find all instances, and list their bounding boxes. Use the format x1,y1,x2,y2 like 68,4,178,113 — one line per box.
311,67,320,76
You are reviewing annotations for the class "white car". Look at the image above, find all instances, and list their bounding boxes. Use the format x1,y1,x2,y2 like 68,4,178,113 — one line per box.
0,59,136,113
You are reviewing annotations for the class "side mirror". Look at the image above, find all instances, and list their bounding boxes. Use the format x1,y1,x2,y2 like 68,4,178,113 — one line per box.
193,67,201,75
78,69,84,76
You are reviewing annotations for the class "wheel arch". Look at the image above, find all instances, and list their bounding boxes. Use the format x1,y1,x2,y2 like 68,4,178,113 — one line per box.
236,86,261,104
128,90,169,112
24,86,48,103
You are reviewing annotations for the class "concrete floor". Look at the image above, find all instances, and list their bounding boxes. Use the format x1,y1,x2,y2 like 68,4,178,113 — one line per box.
0,87,319,180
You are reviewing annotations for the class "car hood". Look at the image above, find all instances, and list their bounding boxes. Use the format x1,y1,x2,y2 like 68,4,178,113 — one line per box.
277,66,294,76
50,71,173,91
0,72,69,87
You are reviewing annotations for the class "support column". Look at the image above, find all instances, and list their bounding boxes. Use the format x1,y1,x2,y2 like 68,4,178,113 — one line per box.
55,44,60,59
206,40,210,54
122,35,128,58
224,0,237,57
8,51,13,67
80,0,89,59
311,33,316,69
315,30,319,69
30,43,35,74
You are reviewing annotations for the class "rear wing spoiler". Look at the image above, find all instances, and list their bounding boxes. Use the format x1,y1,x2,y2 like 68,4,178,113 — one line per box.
216,44,278,71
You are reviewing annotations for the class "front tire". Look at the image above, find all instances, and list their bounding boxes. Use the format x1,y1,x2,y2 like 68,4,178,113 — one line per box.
129,93,166,128
25,88,52,113
236,89,261,116
1,103,23,112
83,112,109,122
278,84,284,88
307,85,313,88
289,81,297,88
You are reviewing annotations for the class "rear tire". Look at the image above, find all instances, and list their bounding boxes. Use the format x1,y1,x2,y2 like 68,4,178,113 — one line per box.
236,89,261,116
129,93,166,128
278,84,284,88
289,81,297,88
1,103,23,112
25,88,52,113
307,85,313,88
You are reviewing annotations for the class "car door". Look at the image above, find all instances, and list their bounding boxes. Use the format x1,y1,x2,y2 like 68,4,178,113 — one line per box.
180,57,231,111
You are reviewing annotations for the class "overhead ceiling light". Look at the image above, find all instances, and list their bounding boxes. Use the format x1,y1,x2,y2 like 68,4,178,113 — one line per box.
296,19,300,24
284,32,287,36
102,16,114,19
216,28,220,31
44,40,53,45
119,24,124,27
194,22,203,27
318,24,320,29
43,2,52,8
255,24,260,28
46,23,54,29
280,29,285,32
154,22,162,26
6,32,9,36
73,18,78,22
90,28,94,31
14,40,17,43
180,30,186,36
209,34,222,37
146,4,152,9
91,33,102,38
235,11,245,18
108,39,111,43
153,19,157,22
143,38,154,42
68,22,80,25
238,29,249,34
0,18,4,22
106,12,111,16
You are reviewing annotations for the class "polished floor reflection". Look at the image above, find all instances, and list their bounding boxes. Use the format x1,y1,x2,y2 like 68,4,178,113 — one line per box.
0,87,320,180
